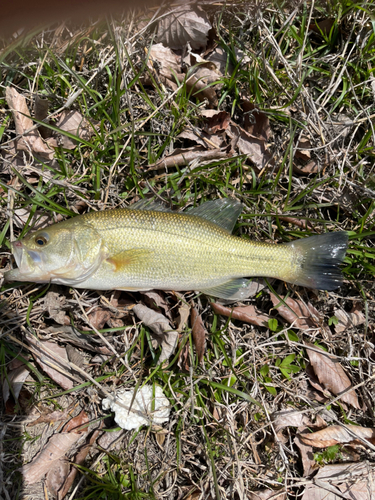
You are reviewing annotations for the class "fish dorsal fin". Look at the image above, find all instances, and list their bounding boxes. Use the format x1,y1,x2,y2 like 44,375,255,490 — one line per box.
130,199,172,212
201,277,252,301
187,199,243,233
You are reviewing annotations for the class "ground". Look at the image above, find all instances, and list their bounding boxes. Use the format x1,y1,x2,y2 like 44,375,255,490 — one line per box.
0,1,375,499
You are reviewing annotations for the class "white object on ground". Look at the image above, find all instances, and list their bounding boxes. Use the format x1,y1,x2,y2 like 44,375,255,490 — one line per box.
102,385,170,430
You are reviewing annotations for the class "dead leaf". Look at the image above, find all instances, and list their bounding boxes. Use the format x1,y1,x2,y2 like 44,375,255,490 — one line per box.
87,307,112,330
3,365,30,406
302,462,375,500
334,304,366,334
193,66,221,88
294,434,317,477
272,409,314,434
140,290,172,319
28,409,71,427
133,304,178,363
46,460,70,498
44,291,70,325
211,302,270,326
178,73,218,107
63,409,89,433
157,5,211,51
242,101,271,141
148,43,180,79
26,333,74,390
202,110,231,134
226,122,272,169
54,110,97,149
309,18,335,36
299,424,375,448
57,429,100,500
177,301,190,332
5,87,54,159
22,411,88,487
34,95,52,138
190,306,206,364
270,294,323,330
22,428,84,483
305,343,360,409
13,207,53,230
249,490,286,500
43,325,112,355
207,46,249,76
147,146,229,170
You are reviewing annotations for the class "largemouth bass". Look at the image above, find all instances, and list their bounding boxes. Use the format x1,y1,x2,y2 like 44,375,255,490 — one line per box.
4,199,348,299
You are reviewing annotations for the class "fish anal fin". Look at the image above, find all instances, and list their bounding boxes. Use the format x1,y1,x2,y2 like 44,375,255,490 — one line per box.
201,278,253,301
187,199,243,233
107,248,153,272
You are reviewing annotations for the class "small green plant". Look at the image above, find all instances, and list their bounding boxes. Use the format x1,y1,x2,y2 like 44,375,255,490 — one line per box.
314,445,342,465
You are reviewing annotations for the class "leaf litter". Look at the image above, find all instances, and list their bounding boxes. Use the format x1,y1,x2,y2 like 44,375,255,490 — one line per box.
1,1,375,499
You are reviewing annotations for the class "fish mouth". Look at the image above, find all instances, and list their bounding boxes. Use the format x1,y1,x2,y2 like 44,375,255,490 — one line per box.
11,240,44,276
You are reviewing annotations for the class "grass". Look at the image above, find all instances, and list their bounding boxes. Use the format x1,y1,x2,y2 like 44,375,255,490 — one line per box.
1,0,375,499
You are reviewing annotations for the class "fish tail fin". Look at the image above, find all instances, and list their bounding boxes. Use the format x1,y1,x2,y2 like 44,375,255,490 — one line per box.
286,232,348,290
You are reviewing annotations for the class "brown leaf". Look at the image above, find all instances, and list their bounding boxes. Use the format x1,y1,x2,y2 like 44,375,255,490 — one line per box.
147,146,229,170
13,207,53,230
87,307,112,330
299,424,375,448
46,459,70,498
34,95,52,139
54,110,97,149
177,301,190,332
207,46,249,76
44,291,70,326
63,409,89,433
22,432,82,484
5,87,55,159
157,5,211,51
242,101,271,141
249,490,286,500
3,365,29,406
309,18,335,36
270,294,323,330
178,73,218,107
202,110,231,134
211,302,270,326
26,334,74,390
140,290,172,319
272,409,314,434
226,122,272,169
28,409,71,427
302,462,375,500
148,43,180,80
133,304,178,363
294,435,317,477
190,306,206,364
305,344,360,409
334,304,366,334
57,428,100,500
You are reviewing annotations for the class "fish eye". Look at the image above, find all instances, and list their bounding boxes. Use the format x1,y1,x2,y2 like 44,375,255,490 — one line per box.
35,234,49,246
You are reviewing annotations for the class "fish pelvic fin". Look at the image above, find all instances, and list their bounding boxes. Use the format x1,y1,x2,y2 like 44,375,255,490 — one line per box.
286,232,348,290
107,248,154,272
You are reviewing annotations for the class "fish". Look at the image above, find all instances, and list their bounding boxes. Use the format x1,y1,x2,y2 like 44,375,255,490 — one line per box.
4,199,348,300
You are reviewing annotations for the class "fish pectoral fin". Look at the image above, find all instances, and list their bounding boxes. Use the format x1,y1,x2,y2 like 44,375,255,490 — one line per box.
201,278,253,301
106,248,154,272
187,199,243,233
